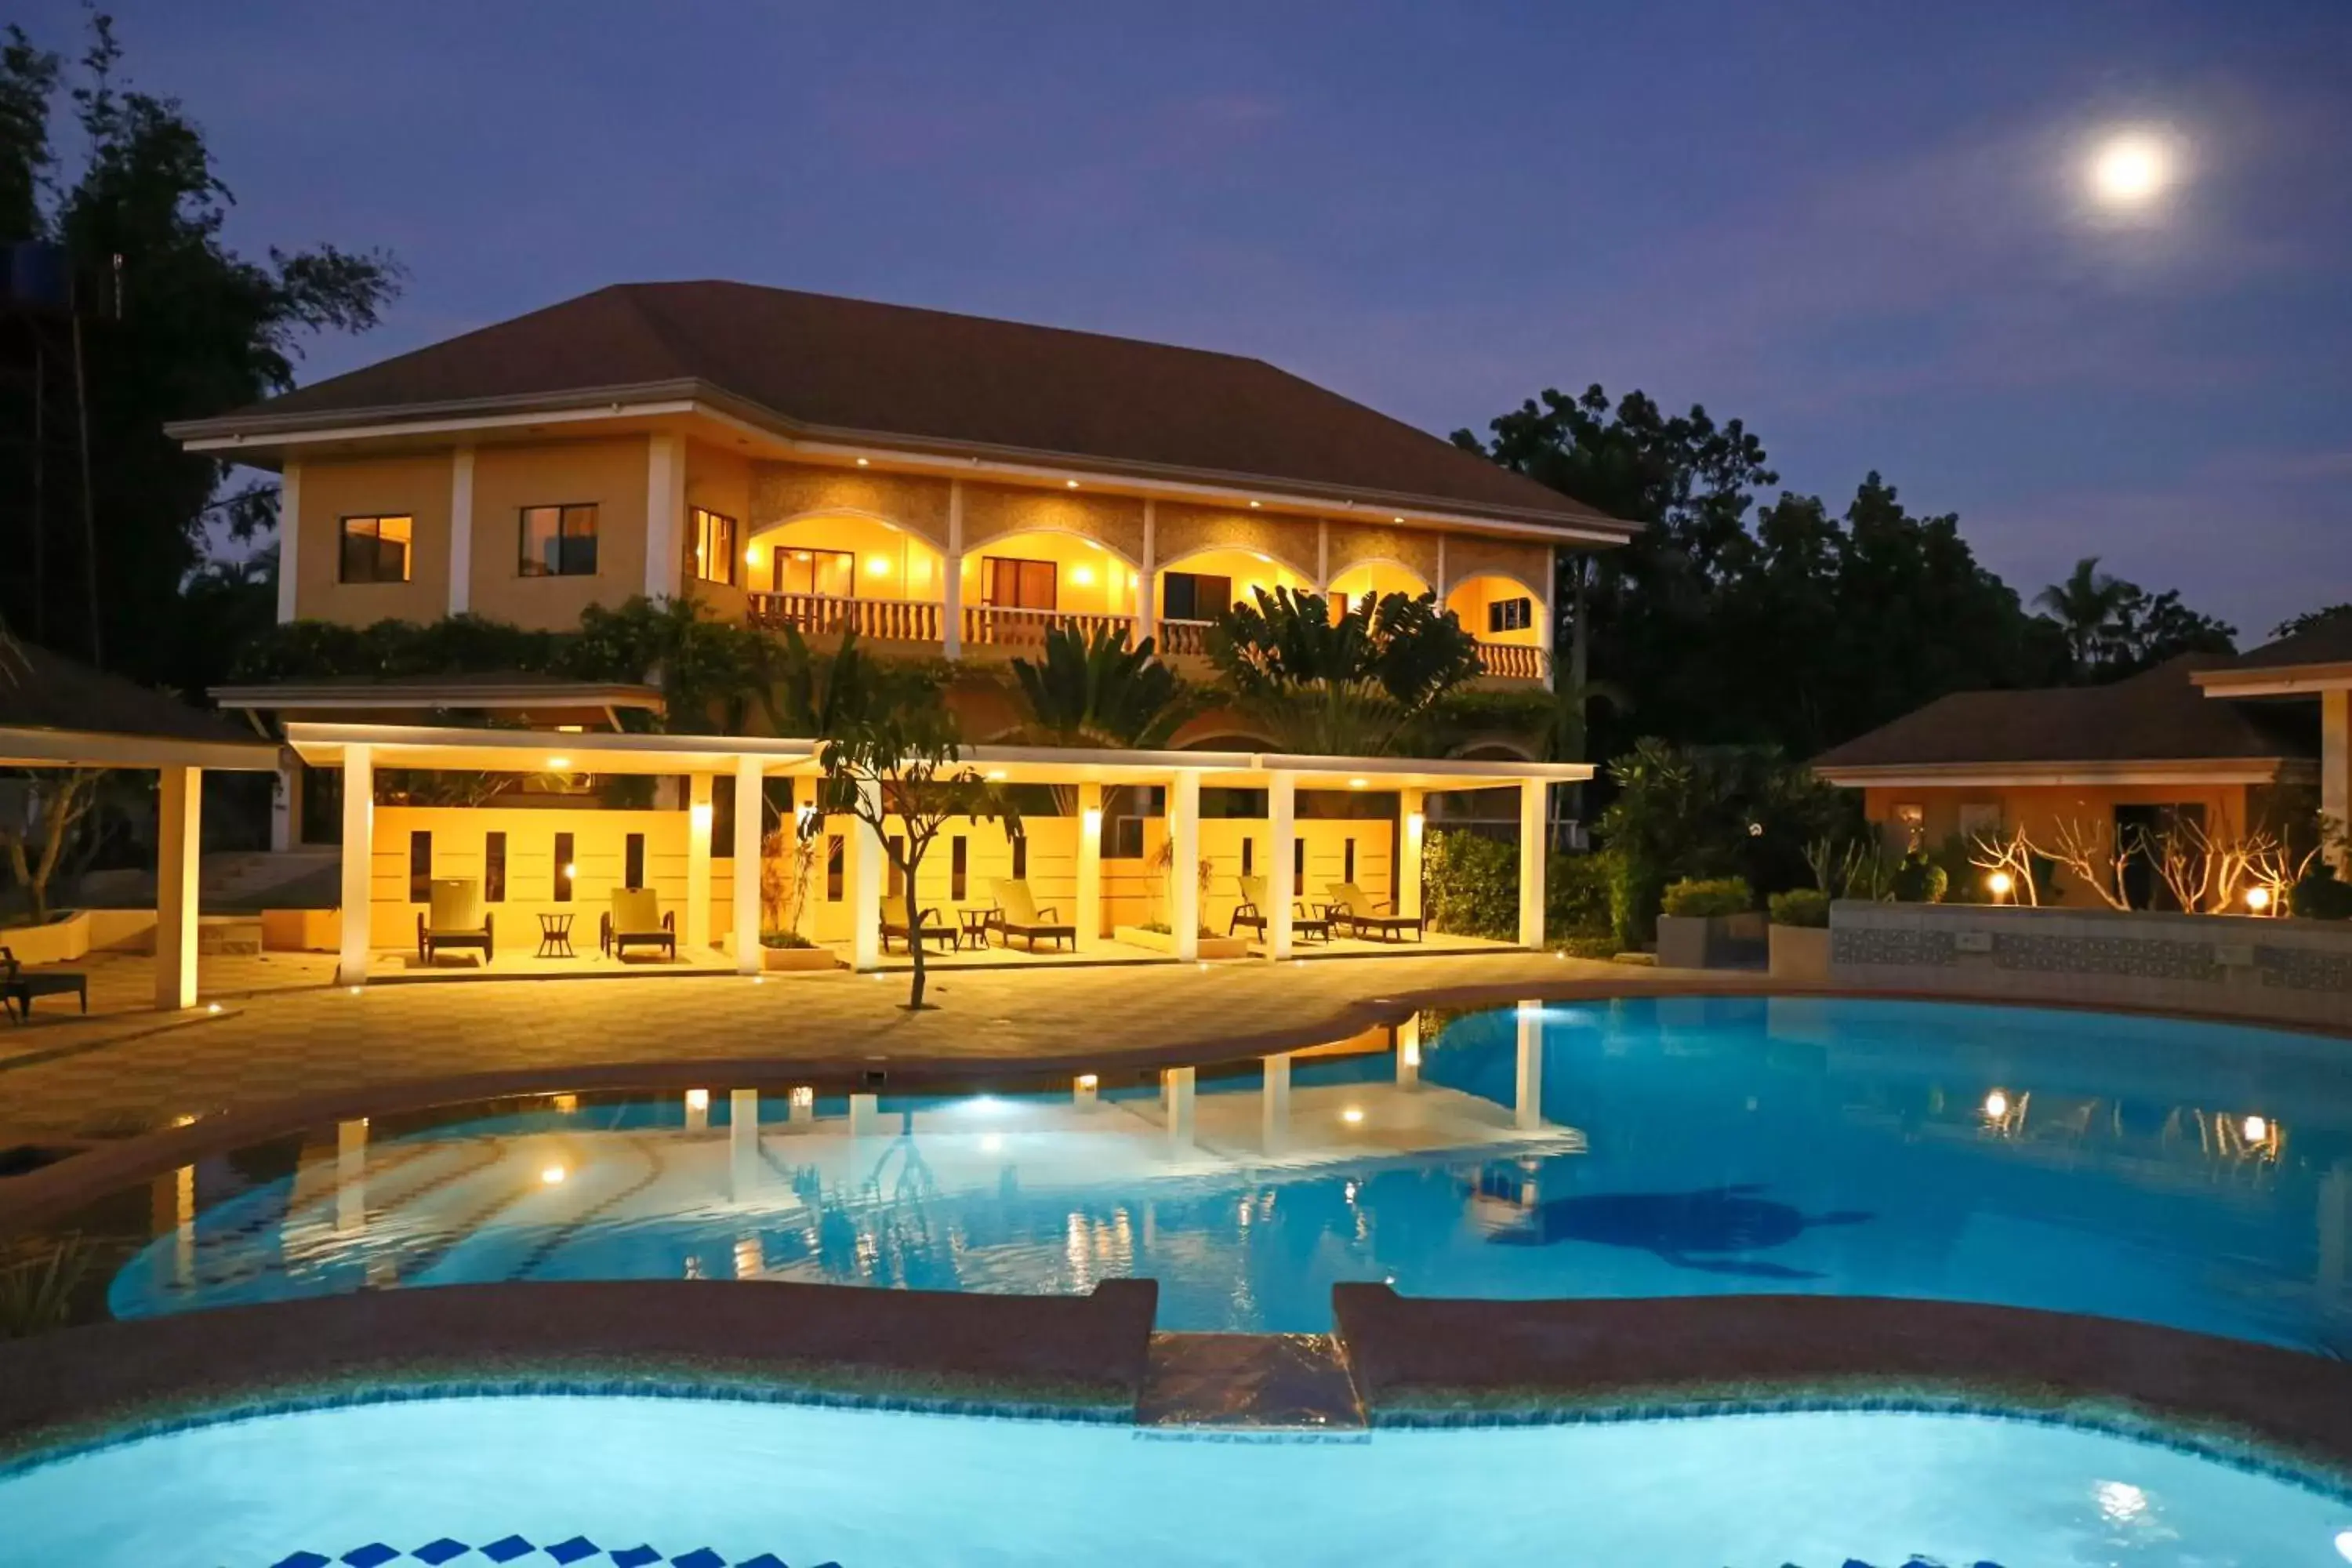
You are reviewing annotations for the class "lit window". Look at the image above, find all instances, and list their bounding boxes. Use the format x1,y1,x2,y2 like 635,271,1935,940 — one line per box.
774,547,855,597
1487,597,1534,633
691,506,738,586
983,556,1058,610
339,515,412,583
1163,572,1232,622
519,504,598,577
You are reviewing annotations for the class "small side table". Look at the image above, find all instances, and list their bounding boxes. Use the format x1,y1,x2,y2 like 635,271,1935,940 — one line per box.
536,912,575,958
959,907,996,952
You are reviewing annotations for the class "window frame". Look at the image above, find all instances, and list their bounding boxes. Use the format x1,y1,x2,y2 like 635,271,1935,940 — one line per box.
691,506,739,587
1163,571,1232,622
983,554,1058,611
518,503,601,579
1486,596,1534,634
338,514,415,585
773,546,856,598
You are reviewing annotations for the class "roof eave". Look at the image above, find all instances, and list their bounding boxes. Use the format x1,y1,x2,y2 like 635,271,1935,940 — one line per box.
2191,661,2352,696
1815,758,2307,789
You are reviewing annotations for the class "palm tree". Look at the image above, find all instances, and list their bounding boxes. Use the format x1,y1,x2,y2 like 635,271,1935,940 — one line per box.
1006,623,1189,748
1210,586,1482,754
2035,557,2130,675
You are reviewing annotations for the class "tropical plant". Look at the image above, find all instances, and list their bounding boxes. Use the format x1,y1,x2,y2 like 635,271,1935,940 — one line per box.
1661,877,1751,918
2291,866,2352,920
805,707,1021,1010
1768,888,1831,927
2034,556,2132,674
755,623,916,739
1007,623,1189,748
0,1235,89,1338
1209,586,1481,754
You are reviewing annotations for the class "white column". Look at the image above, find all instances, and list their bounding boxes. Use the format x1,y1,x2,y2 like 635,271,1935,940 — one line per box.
686,773,714,953
851,777,884,971
943,479,964,659
684,1087,710,1131
447,445,476,616
644,433,684,601
2325,689,2349,872
1515,1000,1544,1131
1316,517,1329,589
1073,1072,1099,1111
339,743,373,985
270,753,303,853
1169,770,1201,960
1535,546,1557,673
155,764,201,1011
1268,769,1297,959
1261,1052,1291,1154
1138,499,1156,646
1518,778,1547,949
276,462,301,623
1163,1065,1196,1152
1076,781,1103,949
1436,532,1449,601
733,757,763,971
1399,787,1426,922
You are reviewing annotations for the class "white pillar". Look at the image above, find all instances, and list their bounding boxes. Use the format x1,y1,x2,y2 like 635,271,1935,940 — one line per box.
943,479,964,659
1268,769,1297,959
1399,787,1426,921
1163,1065,1196,1152
447,445,476,616
276,462,301,623
644,433,684,601
1535,546,1557,673
1261,1053,1291,1154
155,764,201,1011
686,773,714,953
2325,689,2349,872
1073,1072,1099,1111
1138,499,1156,646
1076,781,1103,948
733,757,762,971
851,777,884,972
270,753,303,853
684,1087,710,1131
339,743,373,985
1169,770,1201,960
1316,518,1330,589
1518,778,1547,948
1436,532,1449,601
1515,1000,1544,1131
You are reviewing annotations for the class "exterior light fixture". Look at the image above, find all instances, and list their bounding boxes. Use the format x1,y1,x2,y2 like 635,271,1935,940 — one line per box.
561,862,576,878
2242,1114,2269,1143
1076,1073,1099,1090
546,757,570,770
206,1002,223,1014
1982,1089,2010,1120
855,457,869,466
1341,1106,1365,1124
1391,515,1403,524
1072,565,1095,586
1065,479,1080,489
690,802,713,829
347,985,363,996
789,1085,815,1108
868,556,893,575
1985,870,2014,901
1348,778,1367,788
744,547,757,565
2245,886,2274,913
986,769,1008,780
1248,500,1261,509
685,1088,710,1112
541,1164,567,1185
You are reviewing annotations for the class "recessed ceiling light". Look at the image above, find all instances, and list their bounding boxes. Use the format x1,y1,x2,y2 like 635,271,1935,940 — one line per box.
855,457,869,467
1065,479,1080,489
1249,500,1261,509
546,757,569,769
1392,515,1403,524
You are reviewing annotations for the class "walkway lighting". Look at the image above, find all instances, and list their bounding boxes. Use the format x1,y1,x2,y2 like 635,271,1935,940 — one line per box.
2245,886,2273,913
855,457,869,466
1065,479,1080,488
1986,870,2014,901
685,1088,710,1112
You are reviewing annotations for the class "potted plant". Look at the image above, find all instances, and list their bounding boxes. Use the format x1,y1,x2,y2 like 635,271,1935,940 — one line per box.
1766,887,1831,982
1654,877,1763,969
757,825,837,970
759,928,840,972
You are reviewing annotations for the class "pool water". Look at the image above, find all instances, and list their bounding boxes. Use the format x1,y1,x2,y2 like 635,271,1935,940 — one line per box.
99,996,2352,1346
2,1395,2344,1566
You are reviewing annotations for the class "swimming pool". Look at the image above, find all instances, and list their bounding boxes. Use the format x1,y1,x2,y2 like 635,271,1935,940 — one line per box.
84,995,2352,1345
2,1393,2344,1566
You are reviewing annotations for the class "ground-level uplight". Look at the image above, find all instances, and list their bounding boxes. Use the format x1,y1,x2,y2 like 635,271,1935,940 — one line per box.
1985,870,2014,902
2246,885,2274,913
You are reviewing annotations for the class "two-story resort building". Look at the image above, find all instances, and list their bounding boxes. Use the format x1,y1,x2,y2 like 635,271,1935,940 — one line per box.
168,282,1627,988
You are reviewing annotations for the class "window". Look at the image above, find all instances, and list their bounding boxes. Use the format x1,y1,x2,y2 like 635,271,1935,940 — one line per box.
408,830,432,904
339,515,413,584
1011,835,1029,880
1344,837,1357,884
1955,803,2001,843
1294,837,1305,882
951,837,967,902
519,503,599,577
624,833,646,891
1893,804,1926,851
887,836,905,898
1487,596,1534,634
773,547,855,597
983,555,1057,610
485,833,506,903
826,835,844,901
554,832,575,902
692,506,738,586
1163,572,1231,622
1242,838,1254,877
1103,784,1154,860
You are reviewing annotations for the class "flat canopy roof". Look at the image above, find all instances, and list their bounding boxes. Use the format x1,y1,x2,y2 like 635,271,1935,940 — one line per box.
285,722,1592,792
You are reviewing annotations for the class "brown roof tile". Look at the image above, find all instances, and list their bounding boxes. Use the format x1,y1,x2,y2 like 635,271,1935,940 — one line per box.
0,641,265,746
180,282,1623,533
1812,655,2313,772
2218,614,2352,675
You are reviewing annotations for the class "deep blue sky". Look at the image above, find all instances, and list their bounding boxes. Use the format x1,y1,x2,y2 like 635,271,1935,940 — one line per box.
31,1,2350,640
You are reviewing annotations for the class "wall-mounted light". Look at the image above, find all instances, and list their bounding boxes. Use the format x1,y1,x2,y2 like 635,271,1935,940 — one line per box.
685,1088,710,1112
540,1164,567,1185
1072,565,1095,586
869,556,893,575
2241,1113,2270,1142
1340,1106,1364,1124
1982,1089,2010,1119
1348,778,1368,789
1083,806,1103,835
1248,500,1261,509
986,769,1008,781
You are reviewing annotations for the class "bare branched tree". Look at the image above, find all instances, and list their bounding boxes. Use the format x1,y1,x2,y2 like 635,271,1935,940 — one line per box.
1967,825,2042,906
2042,817,2133,910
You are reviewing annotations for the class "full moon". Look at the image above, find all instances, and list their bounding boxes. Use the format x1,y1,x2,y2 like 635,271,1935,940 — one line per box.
2091,132,2171,205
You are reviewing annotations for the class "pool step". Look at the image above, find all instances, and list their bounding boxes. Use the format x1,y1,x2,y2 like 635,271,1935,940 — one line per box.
1135,1331,1366,1429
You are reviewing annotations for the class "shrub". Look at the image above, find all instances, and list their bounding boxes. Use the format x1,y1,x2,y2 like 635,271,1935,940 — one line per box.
760,929,817,949
1768,887,1831,927
1661,877,1752,919
1421,829,1518,942
2290,866,2352,921
1892,850,1949,904
1546,851,1613,941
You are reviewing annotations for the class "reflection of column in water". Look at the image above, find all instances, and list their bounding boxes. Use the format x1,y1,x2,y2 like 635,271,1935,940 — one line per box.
1073,1073,1098,1112
1261,1054,1292,1155
733,1234,764,1279
789,1084,815,1123
172,1164,194,1287
848,1091,883,1139
1396,1017,1421,1089
1163,1066,1196,1154
684,1087,710,1131
730,1089,761,1200
336,1118,367,1235
2321,1161,2351,1294
1515,1002,1544,1131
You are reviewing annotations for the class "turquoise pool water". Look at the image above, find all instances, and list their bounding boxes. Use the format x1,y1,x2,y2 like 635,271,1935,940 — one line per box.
101,996,2352,1345
2,1395,2344,1566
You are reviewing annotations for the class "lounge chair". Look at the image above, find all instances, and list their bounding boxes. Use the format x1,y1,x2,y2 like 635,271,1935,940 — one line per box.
987,878,1076,952
417,877,494,964
601,887,676,961
1228,874,1329,944
1323,881,1423,942
0,946,86,1023
881,906,956,953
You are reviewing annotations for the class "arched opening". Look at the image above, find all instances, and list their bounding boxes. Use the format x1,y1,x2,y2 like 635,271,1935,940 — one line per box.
1325,559,1431,608
961,528,1142,648
1446,572,1548,679
1154,547,1308,654
746,513,946,643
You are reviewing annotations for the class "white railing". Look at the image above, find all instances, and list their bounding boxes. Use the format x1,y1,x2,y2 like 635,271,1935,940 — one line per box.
1475,641,1548,681
747,593,943,644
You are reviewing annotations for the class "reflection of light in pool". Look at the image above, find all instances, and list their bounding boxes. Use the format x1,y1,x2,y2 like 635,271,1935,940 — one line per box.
2096,1479,2147,1521
2335,1527,2352,1562
1982,1090,2010,1119
2242,1115,2269,1143
539,1165,565,1185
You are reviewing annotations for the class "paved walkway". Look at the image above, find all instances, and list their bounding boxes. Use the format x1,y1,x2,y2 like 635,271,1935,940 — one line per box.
0,949,1737,1152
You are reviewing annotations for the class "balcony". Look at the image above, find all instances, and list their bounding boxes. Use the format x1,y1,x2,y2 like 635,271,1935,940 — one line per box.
745,593,1545,680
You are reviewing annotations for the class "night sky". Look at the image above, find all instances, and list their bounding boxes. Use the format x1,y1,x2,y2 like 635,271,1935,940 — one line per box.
27,1,2349,639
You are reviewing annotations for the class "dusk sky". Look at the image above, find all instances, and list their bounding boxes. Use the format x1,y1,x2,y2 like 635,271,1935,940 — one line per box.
30,1,2350,640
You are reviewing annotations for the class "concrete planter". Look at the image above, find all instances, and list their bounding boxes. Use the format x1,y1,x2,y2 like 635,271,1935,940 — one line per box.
0,909,89,965
761,944,840,972
1656,910,1768,971
1115,925,1251,960
1769,923,1831,982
